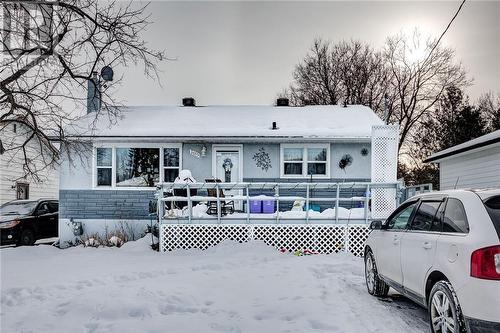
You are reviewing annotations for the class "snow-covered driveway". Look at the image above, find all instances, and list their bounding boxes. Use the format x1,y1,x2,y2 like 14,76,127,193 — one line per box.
1,238,428,333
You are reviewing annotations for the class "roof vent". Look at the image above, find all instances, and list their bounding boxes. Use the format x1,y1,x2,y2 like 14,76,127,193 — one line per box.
276,98,289,107
182,97,196,107
272,121,278,130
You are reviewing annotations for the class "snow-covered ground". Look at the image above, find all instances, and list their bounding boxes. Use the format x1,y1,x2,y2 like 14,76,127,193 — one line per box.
1,237,428,333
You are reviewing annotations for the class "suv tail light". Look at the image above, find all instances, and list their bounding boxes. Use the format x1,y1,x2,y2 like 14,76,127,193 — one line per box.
471,245,500,280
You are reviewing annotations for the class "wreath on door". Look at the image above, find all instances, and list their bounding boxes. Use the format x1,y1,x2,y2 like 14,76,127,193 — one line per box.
222,158,234,182
222,158,233,171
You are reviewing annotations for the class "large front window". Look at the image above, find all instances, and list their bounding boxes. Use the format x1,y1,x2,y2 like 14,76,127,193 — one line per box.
94,145,181,188
281,144,329,178
116,148,159,187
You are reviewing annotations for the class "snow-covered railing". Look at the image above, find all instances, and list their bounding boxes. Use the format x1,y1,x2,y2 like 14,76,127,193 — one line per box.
156,181,401,256
156,181,400,225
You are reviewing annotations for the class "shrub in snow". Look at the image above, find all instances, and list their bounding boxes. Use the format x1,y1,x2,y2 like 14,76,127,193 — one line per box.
108,235,124,247
75,222,146,249
84,237,100,247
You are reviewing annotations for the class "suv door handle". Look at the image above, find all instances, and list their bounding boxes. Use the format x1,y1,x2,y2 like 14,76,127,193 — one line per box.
393,234,400,245
423,242,432,250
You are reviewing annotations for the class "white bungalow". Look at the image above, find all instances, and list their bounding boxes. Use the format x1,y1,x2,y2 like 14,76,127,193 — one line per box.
58,98,399,252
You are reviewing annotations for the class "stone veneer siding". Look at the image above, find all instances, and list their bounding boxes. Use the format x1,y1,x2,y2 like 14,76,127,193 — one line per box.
59,190,155,220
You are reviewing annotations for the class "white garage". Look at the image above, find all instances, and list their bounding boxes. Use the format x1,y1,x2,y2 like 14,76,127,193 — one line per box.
425,130,500,190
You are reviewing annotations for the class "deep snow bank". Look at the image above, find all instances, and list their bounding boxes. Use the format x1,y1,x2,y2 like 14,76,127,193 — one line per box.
1,237,427,333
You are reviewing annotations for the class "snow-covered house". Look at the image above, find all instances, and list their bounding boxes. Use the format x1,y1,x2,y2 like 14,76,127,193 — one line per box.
425,129,500,189
0,123,59,205
58,98,399,247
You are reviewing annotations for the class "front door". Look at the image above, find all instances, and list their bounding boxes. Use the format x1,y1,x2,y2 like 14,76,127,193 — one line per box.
213,146,242,210
376,201,418,286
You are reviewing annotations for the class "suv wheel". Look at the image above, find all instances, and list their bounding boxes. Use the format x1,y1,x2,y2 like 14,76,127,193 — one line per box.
18,229,35,246
364,250,389,297
429,281,466,333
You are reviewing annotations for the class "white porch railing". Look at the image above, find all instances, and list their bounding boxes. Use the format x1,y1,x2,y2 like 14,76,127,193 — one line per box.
156,181,401,256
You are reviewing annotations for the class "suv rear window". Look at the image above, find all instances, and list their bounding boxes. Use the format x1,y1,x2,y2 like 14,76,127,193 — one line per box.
483,196,500,240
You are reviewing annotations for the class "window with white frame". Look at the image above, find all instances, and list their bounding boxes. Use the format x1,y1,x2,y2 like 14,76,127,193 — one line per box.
281,144,329,177
116,148,160,187
163,147,181,182
96,148,112,186
95,145,181,188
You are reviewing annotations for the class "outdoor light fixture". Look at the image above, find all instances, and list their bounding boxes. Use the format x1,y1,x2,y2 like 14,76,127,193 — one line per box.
201,145,207,157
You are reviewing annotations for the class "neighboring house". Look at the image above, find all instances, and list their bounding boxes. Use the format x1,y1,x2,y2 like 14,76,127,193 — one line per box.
425,130,500,190
58,98,397,245
0,123,59,205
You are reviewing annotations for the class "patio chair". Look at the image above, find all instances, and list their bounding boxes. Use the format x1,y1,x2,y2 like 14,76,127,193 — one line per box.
205,178,235,216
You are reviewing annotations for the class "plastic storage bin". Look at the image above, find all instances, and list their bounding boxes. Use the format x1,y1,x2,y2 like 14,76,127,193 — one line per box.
250,200,262,213
262,200,276,213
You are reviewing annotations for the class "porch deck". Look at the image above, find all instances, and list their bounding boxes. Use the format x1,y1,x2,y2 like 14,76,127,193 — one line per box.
156,182,401,255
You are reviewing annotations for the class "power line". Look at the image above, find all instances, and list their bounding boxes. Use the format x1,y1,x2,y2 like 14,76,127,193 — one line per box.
423,0,467,66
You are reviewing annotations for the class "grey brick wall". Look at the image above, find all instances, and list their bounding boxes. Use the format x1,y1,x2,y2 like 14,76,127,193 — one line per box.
59,190,155,219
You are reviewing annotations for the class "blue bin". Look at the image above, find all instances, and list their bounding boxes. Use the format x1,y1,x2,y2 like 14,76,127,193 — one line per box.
250,200,262,213
262,200,275,213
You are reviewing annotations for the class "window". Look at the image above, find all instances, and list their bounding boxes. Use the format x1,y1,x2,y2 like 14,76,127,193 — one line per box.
36,202,50,215
116,148,159,187
307,148,327,175
95,145,181,188
484,196,500,239
281,145,329,177
164,147,180,182
96,148,112,186
442,198,469,233
283,148,303,175
386,202,417,230
410,201,442,231
47,201,58,213
16,182,29,199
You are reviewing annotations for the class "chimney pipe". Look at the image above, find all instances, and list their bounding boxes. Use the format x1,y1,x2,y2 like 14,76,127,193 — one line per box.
87,71,101,113
276,98,289,107
182,97,196,107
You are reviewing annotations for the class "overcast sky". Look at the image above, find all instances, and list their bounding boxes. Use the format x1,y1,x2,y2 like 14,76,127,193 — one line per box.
115,1,500,106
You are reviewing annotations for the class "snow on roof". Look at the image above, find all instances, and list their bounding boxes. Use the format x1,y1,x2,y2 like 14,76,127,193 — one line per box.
67,105,383,140
425,129,500,163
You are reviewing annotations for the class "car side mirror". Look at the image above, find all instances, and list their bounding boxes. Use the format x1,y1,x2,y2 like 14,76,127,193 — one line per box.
369,220,383,230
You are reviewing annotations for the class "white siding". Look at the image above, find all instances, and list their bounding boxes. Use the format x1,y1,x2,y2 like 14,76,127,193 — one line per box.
439,144,500,190
0,125,59,204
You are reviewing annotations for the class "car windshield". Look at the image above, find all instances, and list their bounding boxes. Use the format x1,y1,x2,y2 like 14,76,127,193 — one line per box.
0,201,38,216
484,195,500,240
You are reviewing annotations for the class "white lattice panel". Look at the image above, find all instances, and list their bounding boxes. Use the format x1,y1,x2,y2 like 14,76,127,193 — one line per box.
161,224,250,252
160,224,370,257
346,225,371,257
371,125,399,219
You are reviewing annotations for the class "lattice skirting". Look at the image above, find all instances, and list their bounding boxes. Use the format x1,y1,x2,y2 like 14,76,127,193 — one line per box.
160,224,370,257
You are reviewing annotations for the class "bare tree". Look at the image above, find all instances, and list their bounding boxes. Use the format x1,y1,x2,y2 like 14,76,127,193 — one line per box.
285,32,468,157
288,39,390,111
478,92,500,132
384,30,469,152
0,0,164,181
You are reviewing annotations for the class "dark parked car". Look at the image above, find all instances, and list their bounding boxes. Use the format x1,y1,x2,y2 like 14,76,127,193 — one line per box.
0,199,58,246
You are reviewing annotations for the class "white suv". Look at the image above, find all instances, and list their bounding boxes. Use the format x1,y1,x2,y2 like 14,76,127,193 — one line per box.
364,189,500,333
